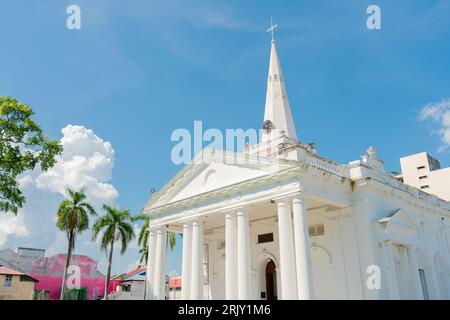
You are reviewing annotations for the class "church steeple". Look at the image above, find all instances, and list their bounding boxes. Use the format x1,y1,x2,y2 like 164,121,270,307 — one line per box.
262,24,298,142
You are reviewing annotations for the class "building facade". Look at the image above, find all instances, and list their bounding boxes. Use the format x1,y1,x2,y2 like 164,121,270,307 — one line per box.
0,266,38,300
110,267,145,300
143,35,450,300
399,152,450,202
0,248,119,300
168,276,182,300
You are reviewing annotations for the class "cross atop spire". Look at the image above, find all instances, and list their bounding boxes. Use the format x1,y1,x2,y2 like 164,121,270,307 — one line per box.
267,17,278,42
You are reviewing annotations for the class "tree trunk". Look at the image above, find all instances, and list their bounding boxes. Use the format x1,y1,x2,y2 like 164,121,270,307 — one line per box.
143,249,148,300
60,230,74,300
104,239,114,300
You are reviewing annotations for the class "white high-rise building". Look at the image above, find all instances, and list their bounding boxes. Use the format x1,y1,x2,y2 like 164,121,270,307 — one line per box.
143,31,450,300
399,152,450,202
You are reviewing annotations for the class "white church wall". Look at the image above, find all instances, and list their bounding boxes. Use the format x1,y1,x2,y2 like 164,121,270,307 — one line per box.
352,179,450,300
207,230,226,300
326,209,365,299
349,192,384,300
392,244,413,299
420,219,445,299
307,212,337,300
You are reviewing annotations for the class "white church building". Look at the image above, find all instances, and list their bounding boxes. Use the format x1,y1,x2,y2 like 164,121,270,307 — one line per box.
143,32,450,300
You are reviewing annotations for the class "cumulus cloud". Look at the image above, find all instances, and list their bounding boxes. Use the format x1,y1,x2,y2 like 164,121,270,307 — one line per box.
36,125,118,206
0,214,28,246
0,125,139,273
419,99,450,152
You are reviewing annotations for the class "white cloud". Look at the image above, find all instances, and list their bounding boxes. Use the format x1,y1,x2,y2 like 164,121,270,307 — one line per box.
0,213,28,246
419,99,450,152
36,125,118,206
0,125,140,274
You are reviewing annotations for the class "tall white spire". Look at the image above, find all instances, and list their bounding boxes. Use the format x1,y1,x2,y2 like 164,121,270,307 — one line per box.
262,23,298,141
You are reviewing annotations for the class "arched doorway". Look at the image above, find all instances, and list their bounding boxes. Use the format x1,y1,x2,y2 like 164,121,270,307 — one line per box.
255,253,280,300
265,260,277,300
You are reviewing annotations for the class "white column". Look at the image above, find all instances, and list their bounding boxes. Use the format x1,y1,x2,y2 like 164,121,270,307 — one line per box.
277,200,298,299
145,230,156,300
407,246,424,300
382,241,400,300
292,197,314,300
190,219,204,300
181,222,192,300
237,210,252,299
153,226,167,300
225,213,238,300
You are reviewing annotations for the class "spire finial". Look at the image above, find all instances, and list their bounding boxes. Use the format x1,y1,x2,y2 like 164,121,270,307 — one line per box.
267,17,278,42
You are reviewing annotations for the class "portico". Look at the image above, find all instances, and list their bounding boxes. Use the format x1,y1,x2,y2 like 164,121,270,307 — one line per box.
144,154,351,300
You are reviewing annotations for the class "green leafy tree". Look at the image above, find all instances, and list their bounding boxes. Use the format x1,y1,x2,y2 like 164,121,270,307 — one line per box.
56,189,96,300
0,96,62,214
92,205,135,300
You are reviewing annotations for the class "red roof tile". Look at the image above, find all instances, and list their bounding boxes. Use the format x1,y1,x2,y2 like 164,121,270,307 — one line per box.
0,266,38,282
124,267,146,279
0,266,24,276
169,277,182,288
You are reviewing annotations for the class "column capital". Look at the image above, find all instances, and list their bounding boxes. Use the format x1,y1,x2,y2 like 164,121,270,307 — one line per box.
292,196,305,205
154,225,167,233
182,221,193,227
191,217,204,224
225,211,237,218
273,192,306,205
272,197,290,206
180,216,204,225
220,204,248,214
233,206,248,213
291,190,306,200
235,208,249,216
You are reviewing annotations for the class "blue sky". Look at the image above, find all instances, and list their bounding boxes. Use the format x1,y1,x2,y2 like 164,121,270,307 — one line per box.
1,0,450,275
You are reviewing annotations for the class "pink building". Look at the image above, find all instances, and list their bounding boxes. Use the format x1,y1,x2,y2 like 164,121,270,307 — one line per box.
0,248,120,300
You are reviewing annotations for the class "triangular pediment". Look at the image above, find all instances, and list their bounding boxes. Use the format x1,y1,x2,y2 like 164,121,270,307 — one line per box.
379,209,418,230
145,149,297,211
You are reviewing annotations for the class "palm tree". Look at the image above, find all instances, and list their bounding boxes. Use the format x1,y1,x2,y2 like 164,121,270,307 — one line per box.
133,214,177,263
56,188,96,300
139,246,148,264
92,205,135,300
